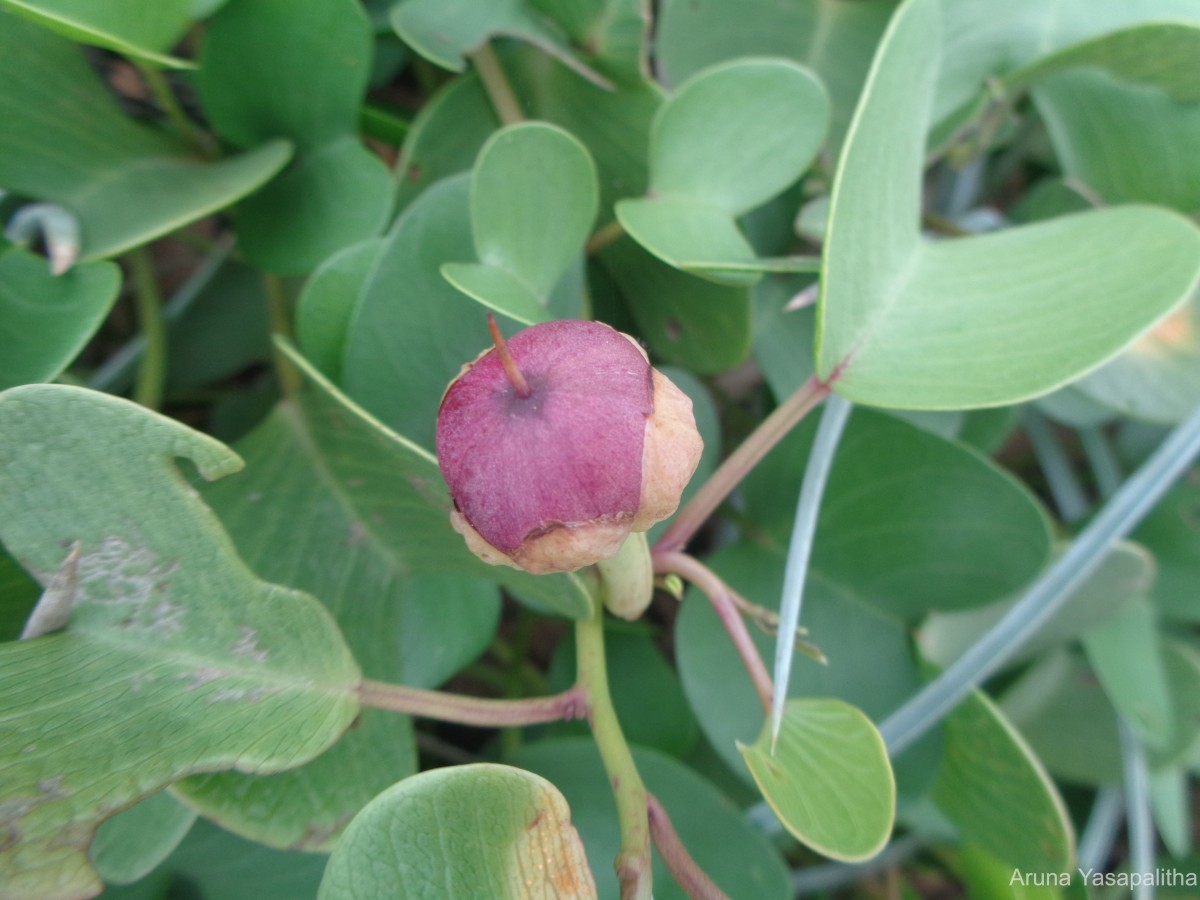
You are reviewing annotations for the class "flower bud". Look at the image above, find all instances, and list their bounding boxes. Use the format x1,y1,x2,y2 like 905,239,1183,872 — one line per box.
436,318,703,575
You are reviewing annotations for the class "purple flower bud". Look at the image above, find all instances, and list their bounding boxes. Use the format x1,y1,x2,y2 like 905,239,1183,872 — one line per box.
436,318,703,575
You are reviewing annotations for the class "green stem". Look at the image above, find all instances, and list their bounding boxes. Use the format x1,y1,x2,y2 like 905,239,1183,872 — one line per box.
128,247,168,411
576,604,651,899
136,62,209,156
655,375,830,554
470,43,524,125
586,219,626,255
358,679,587,727
263,273,301,397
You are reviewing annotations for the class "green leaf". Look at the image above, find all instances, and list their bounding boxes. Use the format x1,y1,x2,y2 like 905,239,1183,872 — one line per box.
505,47,660,218
318,764,597,899
0,0,195,67
532,0,648,83
0,248,121,389
90,793,196,885
656,0,897,151
172,386,500,849
739,698,895,862
1149,765,1192,859
393,71,499,212
1001,649,1123,786
1002,22,1200,102
391,0,610,87
281,340,593,620
441,261,552,325
0,547,40,642
295,238,386,382
232,137,393,275
616,59,827,284
816,0,1200,410
931,688,1074,872
341,176,482,449
1132,477,1200,623
129,814,328,900
0,13,291,261
511,738,790,900
0,385,360,898
1082,597,1175,751
597,236,752,374
921,542,1153,670
1074,298,1200,425
1036,68,1200,213
197,0,372,150
449,123,597,313
196,0,391,274
742,408,1053,619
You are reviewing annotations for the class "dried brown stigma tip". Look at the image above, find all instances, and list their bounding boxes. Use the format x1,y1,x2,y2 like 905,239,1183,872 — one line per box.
487,312,532,399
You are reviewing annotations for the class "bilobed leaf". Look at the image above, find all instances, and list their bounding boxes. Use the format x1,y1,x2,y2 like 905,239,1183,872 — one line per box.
232,137,392,275
616,59,828,283
393,71,499,211
511,739,790,900
391,0,610,87
0,248,121,390
319,764,597,899
1001,22,1200,101
197,0,391,274
0,14,291,261
656,0,896,151
505,47,660,217
447,123,597,313
0,385,360,899
739,698,895,862
198,0,372,150
295,238,386,382
1035,68,1200,213
816,0,1200,410
0,0,195,67
932,689,1074,873
173,385,501,849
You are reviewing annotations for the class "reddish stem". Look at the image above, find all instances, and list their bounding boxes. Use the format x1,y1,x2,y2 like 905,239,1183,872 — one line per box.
487,312,531,398
358,679,587,727
653,551,774,714
647,793,730,900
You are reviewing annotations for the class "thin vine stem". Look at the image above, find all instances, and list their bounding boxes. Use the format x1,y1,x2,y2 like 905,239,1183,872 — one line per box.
646,793,729,900
655,375,831,554
1022,408,1089,523
470,43,523,125
653,550,773,713
91,235,235,393
1119,720,1155,900
1077,787,1123,875
263,273,301,397
880,400,1200,756
576,602,651,900
771,393,852,745
357,679,587,727
135,62,209,156
127,247,168,411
